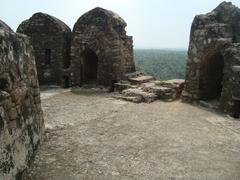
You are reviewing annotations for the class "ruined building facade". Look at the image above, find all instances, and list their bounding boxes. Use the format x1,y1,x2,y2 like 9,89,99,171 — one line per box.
0,21,44,179
71,7,135,85
17,13,71,87
17,8,135,87
0,9,134,178
1,3,240,179
182,2,240,114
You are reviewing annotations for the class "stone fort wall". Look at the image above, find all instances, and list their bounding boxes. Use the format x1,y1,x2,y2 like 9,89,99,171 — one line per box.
0,22,44,180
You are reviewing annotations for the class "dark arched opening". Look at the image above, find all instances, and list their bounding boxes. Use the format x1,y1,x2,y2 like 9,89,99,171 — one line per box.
45,49,51,65
63,34,71,69
81,50,98,83
63,51,70,68
200,52,224,100
233,100,240,118
62,76,69,88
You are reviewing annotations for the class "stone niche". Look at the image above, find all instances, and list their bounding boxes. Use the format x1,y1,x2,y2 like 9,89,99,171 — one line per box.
71,7,135,86
0,21,44,179
182,2,240,115
17,13,71,87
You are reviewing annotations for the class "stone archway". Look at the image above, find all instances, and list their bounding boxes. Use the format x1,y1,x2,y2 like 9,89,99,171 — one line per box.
81,49,98,83
200,51,224,100
71,7,135,86
62,76,69,88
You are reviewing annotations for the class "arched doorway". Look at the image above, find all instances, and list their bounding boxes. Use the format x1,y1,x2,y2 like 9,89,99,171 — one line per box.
81,49,98,83
200,52,224,100
62,76,69,88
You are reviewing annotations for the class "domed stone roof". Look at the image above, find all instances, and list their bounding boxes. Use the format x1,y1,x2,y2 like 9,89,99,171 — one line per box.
0,19,13,32
73,7,127,35
17,12,70,34
16,12,71,86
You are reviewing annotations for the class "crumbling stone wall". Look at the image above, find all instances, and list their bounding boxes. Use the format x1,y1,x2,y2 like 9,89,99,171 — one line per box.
0,21,44,180
222,44,240,112
182,2,240,113
17,13,71,87
71,7,135,86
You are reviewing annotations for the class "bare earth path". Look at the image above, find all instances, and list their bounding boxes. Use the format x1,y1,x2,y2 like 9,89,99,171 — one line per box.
23,88,240,180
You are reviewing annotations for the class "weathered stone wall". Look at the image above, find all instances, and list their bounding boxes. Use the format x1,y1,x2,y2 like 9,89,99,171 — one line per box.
17,13,71,87
0,22,44,180
182,2,240,113
71,7,135,86
221,44,240,111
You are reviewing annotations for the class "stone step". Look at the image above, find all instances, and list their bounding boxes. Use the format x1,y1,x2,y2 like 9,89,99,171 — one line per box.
129,75,155,84
123,71,144,79
144,86,174,100
155,79,185,90
144,86,172,94
141,82,156,89
114,82,138,92
122,88,157,103
115,75,184,103
113,95,142,103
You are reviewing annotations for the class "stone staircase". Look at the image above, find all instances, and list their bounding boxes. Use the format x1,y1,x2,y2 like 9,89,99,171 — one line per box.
113,72,185,103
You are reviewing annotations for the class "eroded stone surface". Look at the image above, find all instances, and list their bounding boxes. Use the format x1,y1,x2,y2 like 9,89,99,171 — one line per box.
114,72,185,103
71,7,135,86
17,13,71,87
0,27,44,180
22,89,240,179
183,2,240,114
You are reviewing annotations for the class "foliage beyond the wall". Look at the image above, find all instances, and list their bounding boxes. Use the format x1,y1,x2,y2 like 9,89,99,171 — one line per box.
134,49,187,80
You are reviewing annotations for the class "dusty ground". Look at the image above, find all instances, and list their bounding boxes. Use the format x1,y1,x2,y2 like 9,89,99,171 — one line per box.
22,88,240,180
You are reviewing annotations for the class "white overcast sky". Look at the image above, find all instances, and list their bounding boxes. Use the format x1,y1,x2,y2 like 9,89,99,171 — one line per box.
1,0,240,49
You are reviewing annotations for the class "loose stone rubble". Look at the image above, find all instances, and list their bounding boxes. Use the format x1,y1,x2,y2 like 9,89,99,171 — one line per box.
0,21,44,180
71,7,135,86
182,2,240,116
17,13,71,87
114,72,185,103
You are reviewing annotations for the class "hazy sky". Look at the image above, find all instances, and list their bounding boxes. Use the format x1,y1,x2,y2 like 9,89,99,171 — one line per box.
1,0,240,49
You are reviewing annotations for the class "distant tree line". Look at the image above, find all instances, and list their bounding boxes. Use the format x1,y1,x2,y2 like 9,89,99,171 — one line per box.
134,49,187,80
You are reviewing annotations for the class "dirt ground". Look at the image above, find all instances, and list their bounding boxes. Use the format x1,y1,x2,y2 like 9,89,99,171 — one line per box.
22,88,240,180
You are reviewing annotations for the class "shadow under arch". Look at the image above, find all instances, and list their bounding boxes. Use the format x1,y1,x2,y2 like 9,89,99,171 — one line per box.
80,49,99,83
199,50,224,100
